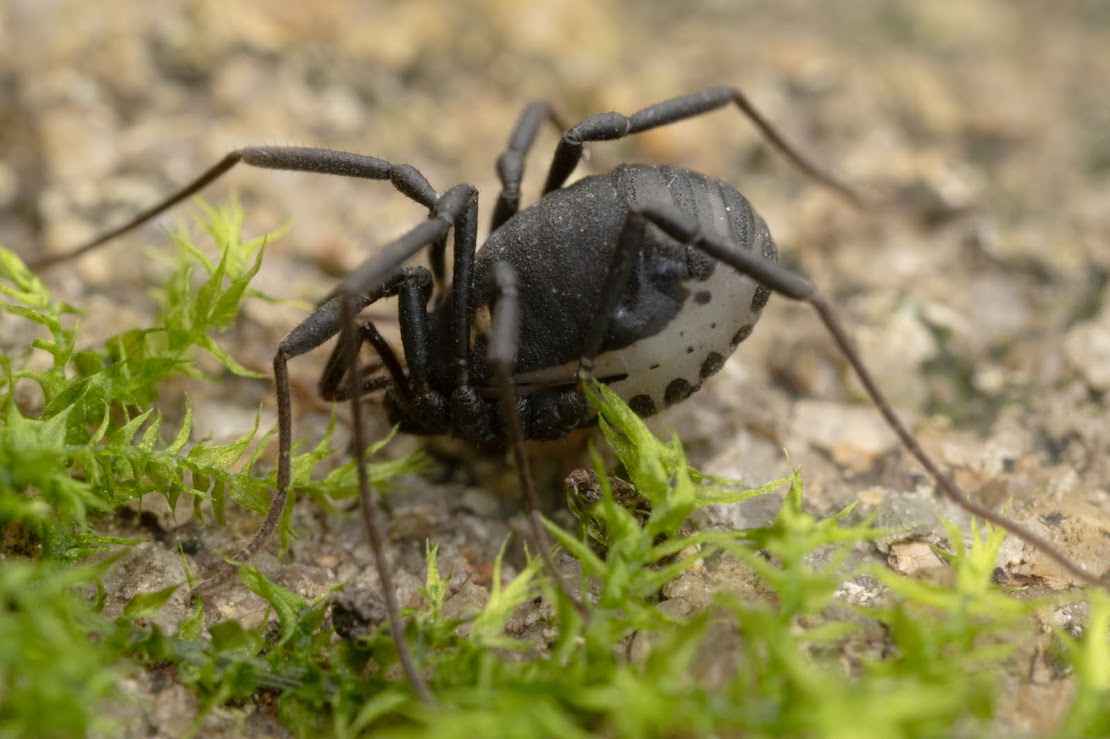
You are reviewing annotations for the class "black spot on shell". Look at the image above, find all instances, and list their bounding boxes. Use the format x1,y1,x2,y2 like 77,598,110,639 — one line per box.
730,324,753,350
686,346,694,354
664,378,694,407
750,223,778,313
629,394,657,417
751,286,771,314
700,352,725,380
649,363,660,370
694,290,712,305
687,250,715,281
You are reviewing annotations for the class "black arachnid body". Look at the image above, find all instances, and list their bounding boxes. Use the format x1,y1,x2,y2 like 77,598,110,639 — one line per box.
32,86,1103,701
404,163,776,442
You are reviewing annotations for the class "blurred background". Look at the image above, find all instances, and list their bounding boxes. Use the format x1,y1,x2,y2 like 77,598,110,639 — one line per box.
1,0,1107,617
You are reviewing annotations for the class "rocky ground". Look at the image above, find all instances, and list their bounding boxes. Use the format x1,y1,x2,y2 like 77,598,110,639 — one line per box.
2,0,1108,734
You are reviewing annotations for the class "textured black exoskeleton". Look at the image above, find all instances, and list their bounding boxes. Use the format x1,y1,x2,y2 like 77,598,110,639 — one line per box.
33,86,1102,702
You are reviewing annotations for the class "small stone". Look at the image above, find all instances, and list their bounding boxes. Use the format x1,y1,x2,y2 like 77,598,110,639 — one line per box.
1064,307,1110,392
872,490,944,552
789,400,901,473
887,540,948,578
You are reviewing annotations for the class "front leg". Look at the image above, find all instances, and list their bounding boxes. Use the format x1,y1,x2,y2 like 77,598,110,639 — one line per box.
317,269,454,436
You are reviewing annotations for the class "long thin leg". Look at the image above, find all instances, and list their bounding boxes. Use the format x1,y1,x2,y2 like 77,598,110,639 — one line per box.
31,146,439,269
192,185,476,703
330,182,481,394
188,291,376,601
193,186,475,589
486,261,586,616
331,183,478,702
629,202,1105,591
338,293,434,704
350,267,438,394
542,86,863,206
318,321,409,403
447,191,480,387
490,101,567,231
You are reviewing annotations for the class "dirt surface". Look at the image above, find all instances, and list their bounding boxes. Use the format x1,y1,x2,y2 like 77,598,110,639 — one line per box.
2,0,1109,735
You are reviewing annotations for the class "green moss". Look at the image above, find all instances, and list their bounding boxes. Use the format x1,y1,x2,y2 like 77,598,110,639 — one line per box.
1,201,1105,737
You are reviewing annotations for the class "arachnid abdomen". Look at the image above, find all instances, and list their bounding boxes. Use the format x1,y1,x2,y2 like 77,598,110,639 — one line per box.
471,163,778,417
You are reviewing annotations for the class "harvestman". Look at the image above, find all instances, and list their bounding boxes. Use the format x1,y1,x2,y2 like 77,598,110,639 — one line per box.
32,86,1103,701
